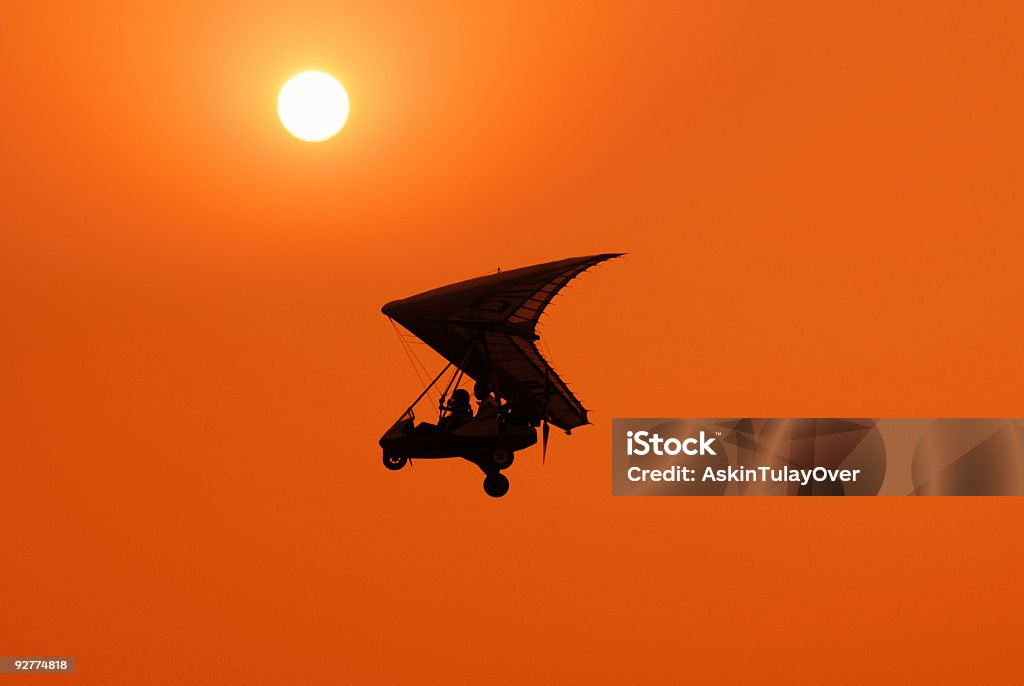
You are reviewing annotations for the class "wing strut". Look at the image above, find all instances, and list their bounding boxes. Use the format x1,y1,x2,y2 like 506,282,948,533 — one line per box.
396,361,453,423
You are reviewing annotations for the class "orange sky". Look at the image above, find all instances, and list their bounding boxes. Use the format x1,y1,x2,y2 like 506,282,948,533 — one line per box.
3,2,1024,683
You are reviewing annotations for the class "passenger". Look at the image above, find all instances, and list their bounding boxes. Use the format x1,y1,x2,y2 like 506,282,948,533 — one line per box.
439,388,473,431
474,381,500,420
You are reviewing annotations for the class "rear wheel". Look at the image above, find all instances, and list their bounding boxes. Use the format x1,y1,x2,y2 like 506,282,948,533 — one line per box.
483,473,510,498
383,454,407,471
492,447,514,469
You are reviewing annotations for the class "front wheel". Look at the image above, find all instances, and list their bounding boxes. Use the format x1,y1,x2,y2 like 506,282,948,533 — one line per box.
483,473,510,498
383,454,407,471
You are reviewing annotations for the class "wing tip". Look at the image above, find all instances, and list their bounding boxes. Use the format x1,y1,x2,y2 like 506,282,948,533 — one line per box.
588,252,627,267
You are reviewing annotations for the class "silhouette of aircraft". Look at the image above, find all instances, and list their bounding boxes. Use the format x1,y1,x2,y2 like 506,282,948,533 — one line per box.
379,253,622,497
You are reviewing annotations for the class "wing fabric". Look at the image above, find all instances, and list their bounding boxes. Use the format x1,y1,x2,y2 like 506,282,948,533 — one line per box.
382,254,621,430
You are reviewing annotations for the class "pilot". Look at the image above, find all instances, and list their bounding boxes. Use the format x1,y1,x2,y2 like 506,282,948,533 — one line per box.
474,381,500,420
440,388,473,431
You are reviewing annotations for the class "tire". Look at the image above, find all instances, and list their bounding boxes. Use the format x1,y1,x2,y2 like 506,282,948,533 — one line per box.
383,454,407,471
492,447,514,469
483,473,510,498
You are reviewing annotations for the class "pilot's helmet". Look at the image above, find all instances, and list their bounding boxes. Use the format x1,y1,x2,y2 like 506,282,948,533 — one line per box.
451,388,471,407
473,381,492,400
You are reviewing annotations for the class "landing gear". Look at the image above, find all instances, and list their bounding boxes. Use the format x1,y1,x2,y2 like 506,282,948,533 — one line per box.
483,473,510,498
491,447,514,469
383,454,408,471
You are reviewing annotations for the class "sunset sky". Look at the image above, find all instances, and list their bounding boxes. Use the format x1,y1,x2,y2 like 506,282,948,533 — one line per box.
3,2,1024,683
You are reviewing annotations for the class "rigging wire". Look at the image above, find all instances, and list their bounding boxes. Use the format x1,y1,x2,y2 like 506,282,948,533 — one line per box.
388,317,425,385
388,317,440,407
402,334,435,387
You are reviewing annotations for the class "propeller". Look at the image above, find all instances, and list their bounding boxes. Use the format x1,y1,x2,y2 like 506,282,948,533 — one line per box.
542,419,550,464
541,366,552,464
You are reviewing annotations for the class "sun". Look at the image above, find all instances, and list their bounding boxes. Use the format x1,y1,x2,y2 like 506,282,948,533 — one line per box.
277,71,350,142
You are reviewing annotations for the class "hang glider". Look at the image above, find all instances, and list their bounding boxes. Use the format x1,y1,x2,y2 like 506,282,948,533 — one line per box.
379,253,622,497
